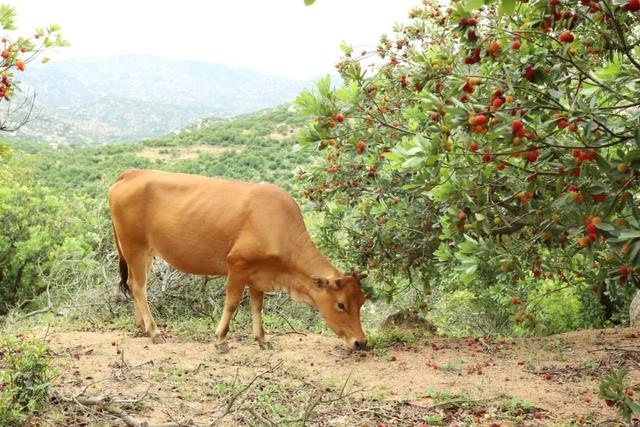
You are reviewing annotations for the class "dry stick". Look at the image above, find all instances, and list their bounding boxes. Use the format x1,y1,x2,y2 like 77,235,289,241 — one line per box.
587,346,639,354
242,406,277,427
21,281,53,319
423,396,502,410
70,393,192,427
212,361,283,426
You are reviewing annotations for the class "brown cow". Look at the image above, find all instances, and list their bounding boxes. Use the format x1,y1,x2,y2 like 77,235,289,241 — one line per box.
108,169,367,351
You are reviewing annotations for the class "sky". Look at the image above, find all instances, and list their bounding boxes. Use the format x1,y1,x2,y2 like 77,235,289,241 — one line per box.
6,0,419,80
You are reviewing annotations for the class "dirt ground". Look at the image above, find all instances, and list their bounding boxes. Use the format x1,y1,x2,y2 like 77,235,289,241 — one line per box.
35,326,639,426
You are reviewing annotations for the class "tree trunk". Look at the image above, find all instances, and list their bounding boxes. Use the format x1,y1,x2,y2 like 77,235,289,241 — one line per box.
630,290,640,328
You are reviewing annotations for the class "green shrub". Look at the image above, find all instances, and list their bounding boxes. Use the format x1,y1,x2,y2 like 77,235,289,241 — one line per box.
0,337,52,426
368,327,420,349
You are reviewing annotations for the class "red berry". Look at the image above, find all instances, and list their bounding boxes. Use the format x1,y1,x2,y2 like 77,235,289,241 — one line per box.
524,67,536,81
559,31,574,43
586,223,597,235
487,41,501,55
482,153,491,162
497,164,506,171
627,0,640,11
335,114,345,123
492,97,504,108
534,412,542,419
466,18,477,26
462,82,475,93
470,142,479,152
627,388,634,397
474,114,487,125
512,41,521,50
356,140,366,154
512,120,523,132
620,265,629,275
526,149,539,162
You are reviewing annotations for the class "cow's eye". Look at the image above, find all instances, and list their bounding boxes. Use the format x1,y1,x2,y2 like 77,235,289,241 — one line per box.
337,302,345,311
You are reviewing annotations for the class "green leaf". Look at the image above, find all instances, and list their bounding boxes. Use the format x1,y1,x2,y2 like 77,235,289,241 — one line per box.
0,5,16,30
629,241,640,267
463,0,484,11
619,230,640,239
499,0,516,15
304,0,316,5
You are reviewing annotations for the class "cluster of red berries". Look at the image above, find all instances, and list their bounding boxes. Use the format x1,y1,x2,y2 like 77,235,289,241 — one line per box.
571,148,596,164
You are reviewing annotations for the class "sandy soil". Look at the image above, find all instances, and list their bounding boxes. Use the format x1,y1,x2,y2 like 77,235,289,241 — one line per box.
34,327,639,426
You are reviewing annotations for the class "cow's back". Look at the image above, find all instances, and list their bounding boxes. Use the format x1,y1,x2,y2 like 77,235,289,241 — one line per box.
108,169,307,276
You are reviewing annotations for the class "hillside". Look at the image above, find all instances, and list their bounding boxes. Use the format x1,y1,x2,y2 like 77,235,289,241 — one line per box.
7,104,311,197
10,56,312,144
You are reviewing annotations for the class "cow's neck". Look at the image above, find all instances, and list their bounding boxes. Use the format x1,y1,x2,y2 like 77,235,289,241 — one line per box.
284,234,340,306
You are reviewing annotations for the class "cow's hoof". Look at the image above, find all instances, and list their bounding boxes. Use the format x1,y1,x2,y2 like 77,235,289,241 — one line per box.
259,341,273,350
216,342,230,354
151,334,166,344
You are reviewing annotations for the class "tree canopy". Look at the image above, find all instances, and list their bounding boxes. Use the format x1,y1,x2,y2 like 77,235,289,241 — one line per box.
296,0,640,328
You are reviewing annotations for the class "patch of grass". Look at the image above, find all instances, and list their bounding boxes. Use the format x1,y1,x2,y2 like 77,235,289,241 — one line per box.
423,414,445,425
424,387,463,403
440,359,464,372
367,327,421,350
165,317,217,342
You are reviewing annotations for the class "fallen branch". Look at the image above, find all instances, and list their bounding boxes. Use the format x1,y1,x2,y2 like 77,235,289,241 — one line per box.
66,394,194,427
418,396,502,410
243,406,277,427
587,346,639,354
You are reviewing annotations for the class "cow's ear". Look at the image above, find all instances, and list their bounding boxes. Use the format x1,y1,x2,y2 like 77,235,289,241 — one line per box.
312,276,329,289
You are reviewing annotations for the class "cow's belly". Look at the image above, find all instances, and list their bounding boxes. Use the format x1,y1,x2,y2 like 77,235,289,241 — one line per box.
149,231,230,276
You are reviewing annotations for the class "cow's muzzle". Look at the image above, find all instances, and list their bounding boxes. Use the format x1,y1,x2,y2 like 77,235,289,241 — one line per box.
354,339,368,351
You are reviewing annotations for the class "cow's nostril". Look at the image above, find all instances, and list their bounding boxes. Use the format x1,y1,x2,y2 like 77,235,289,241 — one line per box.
354,340,367,350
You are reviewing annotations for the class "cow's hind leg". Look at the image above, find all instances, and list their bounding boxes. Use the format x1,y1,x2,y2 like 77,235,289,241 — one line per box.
214,270,247,353
128,253,164,343
129,256,152,331
249,288,271,349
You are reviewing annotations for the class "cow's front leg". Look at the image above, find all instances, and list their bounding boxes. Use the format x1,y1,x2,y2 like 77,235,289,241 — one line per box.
249,287,271,349
214,271,246,353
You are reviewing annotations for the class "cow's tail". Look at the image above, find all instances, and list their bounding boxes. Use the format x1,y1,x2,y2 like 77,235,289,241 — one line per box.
112,221,130,298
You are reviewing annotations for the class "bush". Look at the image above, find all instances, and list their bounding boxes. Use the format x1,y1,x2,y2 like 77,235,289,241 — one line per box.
0,336,52,426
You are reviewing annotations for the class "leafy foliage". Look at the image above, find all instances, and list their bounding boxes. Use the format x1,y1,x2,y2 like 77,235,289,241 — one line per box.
599,367,640,422
295,0,640,330
0,336,51,425
0,163,99,314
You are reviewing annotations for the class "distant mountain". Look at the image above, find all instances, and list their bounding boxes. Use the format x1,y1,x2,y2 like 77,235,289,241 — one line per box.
11,55,313,144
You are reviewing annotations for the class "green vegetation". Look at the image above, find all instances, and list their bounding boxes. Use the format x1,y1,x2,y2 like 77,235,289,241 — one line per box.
295,0,640,335
0,337,52,425
600,368,640,422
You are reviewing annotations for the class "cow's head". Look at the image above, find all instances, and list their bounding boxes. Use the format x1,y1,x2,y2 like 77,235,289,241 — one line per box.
311,272,367,350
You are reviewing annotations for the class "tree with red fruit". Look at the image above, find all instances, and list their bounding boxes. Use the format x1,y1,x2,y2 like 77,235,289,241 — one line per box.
0,5,67,138
296,0,640,326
